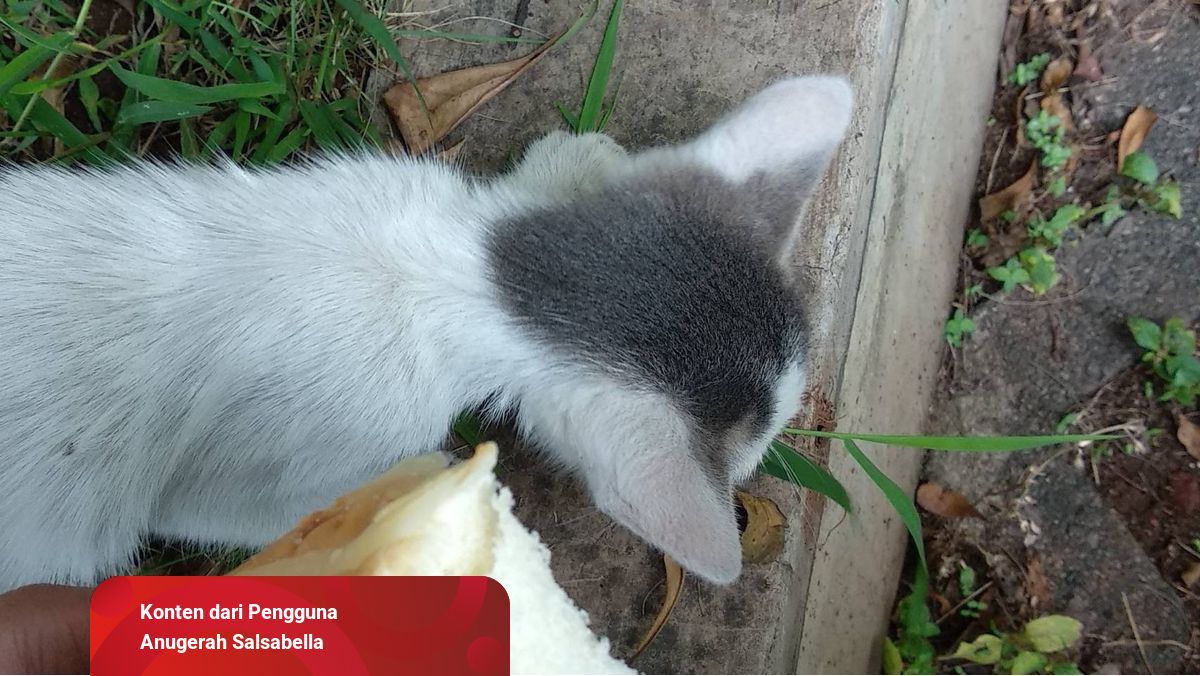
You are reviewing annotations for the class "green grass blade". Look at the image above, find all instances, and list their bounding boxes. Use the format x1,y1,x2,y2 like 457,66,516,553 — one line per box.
391,28,540,44
179,117,200,158
249,100,295,163
761,440,852,513
453,412,484,446
77,74,103,131
555,102,580,131
142,0,200,33
18,97,110,164
550,1,599,54
842,439,928,593
202,114,237,158
247,52,276,85
0,32,73,99
110,64,283,104
237,99,280,120
263,126,308,164
298,100,340,151
231,108,251,161
577,0,622,132
197,29,252,81
116,100,212,126
323,102,365,148
596,70,624,132
330,0,418,86
783,429,1115,451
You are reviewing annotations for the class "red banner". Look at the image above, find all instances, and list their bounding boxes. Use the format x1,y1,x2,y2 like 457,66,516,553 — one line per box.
89,576,509,675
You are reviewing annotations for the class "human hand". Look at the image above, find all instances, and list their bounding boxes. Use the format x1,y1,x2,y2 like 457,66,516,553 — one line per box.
0,584,90,674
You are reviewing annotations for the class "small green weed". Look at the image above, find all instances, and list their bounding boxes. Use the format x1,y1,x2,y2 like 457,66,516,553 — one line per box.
1024,110,1071,169
887,579,1083,676
1087,185,1127,227
943,307,975,348
1128,317,1200,407
965,228,989,249
1026,203,1085,248
950,615,1083,675
1121,151,1182,219
885,580,940,674
986,247,1058,297
1007,53,1051,87
986,256,1030,294
956,564,986,619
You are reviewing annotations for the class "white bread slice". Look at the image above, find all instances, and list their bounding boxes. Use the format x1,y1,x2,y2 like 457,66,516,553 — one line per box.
230,443,635,675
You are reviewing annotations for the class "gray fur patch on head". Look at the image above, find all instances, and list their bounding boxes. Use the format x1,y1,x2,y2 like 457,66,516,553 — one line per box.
486,167,807,443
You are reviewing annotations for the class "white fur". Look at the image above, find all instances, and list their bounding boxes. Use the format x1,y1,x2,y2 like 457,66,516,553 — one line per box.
0,75,851,589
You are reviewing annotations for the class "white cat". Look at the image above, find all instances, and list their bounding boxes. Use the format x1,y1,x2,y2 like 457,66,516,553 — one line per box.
0,75,852,590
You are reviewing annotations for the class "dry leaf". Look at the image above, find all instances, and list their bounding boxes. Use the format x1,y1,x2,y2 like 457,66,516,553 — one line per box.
1044,2,1065,28
1025,555,1051,609
916,483,982,519
736,491,786,564
384,30,563,155
628,555,683,661
436,139,466,164
1040,93,1073,132
1183,562,1200,588
1074,53,1103,81
1040,57,1073,93
1178,415,1200,461
979,162,1037,222
1117,105,1157,171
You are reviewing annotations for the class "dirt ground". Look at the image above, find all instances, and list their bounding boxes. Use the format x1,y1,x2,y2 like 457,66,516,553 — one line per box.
912,0,1200,673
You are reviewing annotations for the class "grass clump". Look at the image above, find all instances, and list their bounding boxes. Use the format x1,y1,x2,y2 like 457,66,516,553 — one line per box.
0,0,457,165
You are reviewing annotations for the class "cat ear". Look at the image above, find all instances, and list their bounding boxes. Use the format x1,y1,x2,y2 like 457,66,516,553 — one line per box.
671,75,853,261
684,75,853,186
589,448,742,584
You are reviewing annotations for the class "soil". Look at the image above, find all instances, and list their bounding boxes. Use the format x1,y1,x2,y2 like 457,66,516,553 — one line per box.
1087,365,1200,672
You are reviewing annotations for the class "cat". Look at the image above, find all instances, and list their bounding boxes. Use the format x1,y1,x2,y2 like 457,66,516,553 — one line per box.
0,75,852,591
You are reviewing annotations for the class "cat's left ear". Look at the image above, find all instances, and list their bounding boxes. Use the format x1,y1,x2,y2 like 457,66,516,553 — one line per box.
589,447,742,585
671,75,854,259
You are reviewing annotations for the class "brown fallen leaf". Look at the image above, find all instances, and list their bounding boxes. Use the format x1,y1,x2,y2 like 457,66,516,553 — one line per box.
979,161,1037,222
1117,105,1157,171
1169,472,1200,513
1040,57,1073,93
628,555,683,661
736,491,786,564
1025,555,1051,609
1074,53,1103,82
1178,415,1200,461
436,139,466,164
1183,562,1200,589
916,483,982,519
384,29,565,155
930,591,953,617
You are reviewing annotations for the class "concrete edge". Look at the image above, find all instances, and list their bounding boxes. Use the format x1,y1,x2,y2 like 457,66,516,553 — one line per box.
795,1,1009,672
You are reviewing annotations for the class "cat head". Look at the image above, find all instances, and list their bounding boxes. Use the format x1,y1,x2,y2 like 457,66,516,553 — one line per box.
488,76,853,583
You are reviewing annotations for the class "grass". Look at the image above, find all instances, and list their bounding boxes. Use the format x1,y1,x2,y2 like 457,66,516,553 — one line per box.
557,0,622,133
0,0,536,165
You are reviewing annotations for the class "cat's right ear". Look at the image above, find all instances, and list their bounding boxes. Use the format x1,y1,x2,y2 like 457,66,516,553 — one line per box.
684,74,853,189
668,75,853,261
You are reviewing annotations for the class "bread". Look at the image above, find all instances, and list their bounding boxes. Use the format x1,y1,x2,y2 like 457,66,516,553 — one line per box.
230,442,634,675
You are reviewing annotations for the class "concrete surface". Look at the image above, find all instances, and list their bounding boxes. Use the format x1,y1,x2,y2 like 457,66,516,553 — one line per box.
366,0,1006,671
